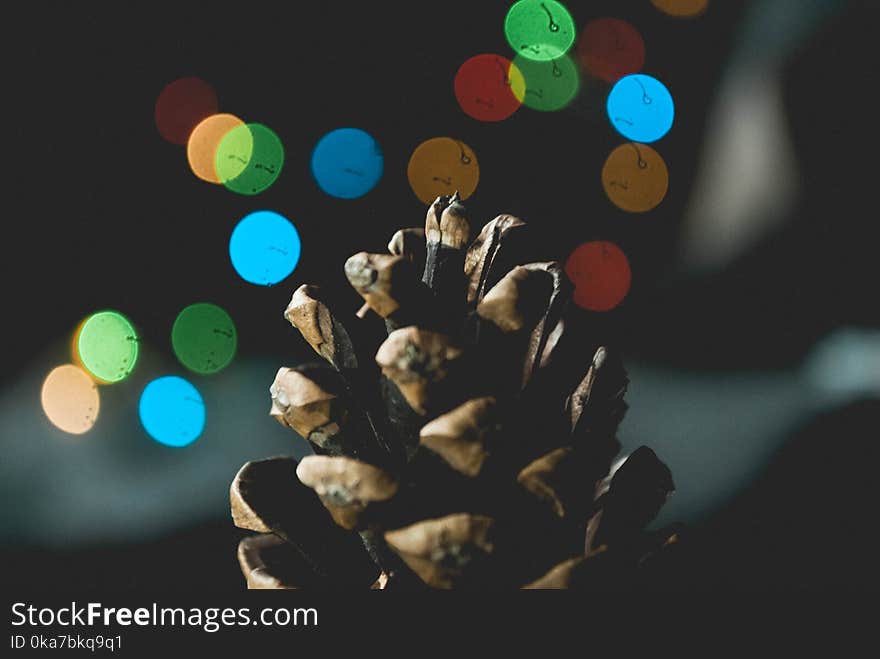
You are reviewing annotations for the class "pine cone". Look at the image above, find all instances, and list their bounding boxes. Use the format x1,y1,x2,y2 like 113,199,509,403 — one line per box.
230,194,679,589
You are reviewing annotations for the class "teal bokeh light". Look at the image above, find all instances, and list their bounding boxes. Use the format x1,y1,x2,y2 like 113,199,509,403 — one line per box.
139,376,205,447
229,210,301,286
607,74,675,143
310,128,384,199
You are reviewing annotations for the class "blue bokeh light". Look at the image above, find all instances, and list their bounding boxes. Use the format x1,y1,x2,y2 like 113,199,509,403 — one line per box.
310,128,383,199
139,376,205,447
606,74,674,143
229,210,301,286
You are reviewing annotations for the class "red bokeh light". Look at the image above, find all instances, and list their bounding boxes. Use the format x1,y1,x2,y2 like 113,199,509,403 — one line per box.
576,18,645,83
564,241,632,311
454,54,522,122
154,77,219,145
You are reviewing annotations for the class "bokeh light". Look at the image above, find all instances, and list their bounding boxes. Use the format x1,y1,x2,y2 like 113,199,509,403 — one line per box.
504,0,576,62
511,53,580,112
407,137,480,204
172,303,237,374
215,121,253,184
187,113,245,183
310,128,384,199
651,0,709,18
70,317,109,384
41,364,100,435
601,142,669,213
454,54,525,122
564,241,632,311
229,210,301,286
139,376,205,447
215,123,285,195
577,18,645,83
77,311,139,383
607,74,674,143
154,77,219,145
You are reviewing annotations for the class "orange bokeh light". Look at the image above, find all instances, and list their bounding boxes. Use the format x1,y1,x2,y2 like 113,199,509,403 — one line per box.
41,364,101,435
651,0,709,18
601,142,669,213
187,113,246,183
407,137,479,205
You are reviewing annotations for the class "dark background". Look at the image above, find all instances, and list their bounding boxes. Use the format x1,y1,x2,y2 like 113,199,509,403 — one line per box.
3,0,878,592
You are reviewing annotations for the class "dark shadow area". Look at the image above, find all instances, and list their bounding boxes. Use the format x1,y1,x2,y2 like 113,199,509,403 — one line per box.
641,398,880,590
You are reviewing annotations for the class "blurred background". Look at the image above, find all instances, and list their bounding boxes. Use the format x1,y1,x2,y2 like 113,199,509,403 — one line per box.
3,0,878,591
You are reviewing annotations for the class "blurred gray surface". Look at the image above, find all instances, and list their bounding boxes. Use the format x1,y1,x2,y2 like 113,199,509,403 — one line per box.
680,0,846,270
0,341,311,548
622,326,880,528
620,364,808,528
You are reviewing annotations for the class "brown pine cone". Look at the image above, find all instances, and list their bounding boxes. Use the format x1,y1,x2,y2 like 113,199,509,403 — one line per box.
229,193,679,589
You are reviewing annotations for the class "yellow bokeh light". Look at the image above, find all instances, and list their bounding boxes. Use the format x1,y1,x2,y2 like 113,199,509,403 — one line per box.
407,137,479,205
187,113,246,183
507,62,527,105
41,364,101,435
602,143,669,213
651,0,709,18
71,318,88,371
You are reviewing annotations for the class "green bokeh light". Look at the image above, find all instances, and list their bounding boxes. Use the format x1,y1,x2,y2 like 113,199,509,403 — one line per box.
513,53,580,111
172,303,237,374
505,0,576,62
77,311,139,383
215,123,284,195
